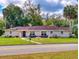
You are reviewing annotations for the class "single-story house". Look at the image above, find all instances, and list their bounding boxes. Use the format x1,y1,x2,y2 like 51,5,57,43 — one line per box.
3,26,72,37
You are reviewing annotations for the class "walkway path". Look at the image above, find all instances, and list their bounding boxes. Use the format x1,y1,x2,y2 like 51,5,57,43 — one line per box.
21,38,42,44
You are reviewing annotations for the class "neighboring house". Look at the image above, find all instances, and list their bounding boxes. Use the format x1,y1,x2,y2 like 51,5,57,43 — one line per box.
3,26,72,37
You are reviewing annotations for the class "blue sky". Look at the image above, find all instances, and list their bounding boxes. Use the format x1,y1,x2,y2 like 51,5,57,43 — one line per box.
0,0,78,17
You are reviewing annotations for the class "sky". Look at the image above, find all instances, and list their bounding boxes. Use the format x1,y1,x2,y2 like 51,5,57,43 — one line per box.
0,0,78,17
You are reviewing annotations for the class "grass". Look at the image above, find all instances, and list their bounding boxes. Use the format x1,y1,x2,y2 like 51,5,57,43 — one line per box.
0,38,35,46
0,37,77,46
32,38,78,44
0,50,78,59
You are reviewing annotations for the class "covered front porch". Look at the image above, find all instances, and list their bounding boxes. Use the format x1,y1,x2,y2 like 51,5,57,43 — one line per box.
19,31,48,38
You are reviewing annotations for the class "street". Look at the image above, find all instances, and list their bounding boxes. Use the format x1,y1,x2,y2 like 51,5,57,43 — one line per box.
0,44,78,56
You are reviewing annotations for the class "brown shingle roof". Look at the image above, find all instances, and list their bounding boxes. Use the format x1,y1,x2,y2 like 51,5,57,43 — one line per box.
11,26,71,32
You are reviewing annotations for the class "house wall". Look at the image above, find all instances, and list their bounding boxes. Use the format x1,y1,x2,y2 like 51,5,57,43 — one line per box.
3,30,20,37
26,31,30,37
11,31,19,36
47,30,70,37
35,31,41,36
3,30,71,37
3,31,11,36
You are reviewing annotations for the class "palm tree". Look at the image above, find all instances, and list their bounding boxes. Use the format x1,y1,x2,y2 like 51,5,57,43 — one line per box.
64,5,78,35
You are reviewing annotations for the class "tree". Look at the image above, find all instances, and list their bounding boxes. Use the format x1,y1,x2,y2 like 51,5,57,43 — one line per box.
23,0,43,26
64,5,78,26
72,24,78,37
52,20,69,27
71,18,78,37
64,5,77,19
46,19,53,26
0,19,5,36
3,4,24,28
64,5,78,36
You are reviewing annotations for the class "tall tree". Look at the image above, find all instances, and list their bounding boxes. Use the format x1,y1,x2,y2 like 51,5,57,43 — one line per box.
23,0,43,26
64,4,78,37
3,4,24,28
64,5,77,19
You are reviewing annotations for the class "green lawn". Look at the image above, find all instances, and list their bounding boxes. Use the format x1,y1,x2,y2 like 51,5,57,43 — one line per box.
0,37,77,46
32,38,78,44
0,50,78,59
0,38,35,46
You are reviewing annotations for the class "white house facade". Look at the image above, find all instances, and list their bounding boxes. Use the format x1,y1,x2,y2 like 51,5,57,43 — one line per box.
3,26,72,37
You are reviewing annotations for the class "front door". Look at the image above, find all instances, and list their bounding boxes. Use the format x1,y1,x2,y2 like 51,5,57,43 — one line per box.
22,31,26,37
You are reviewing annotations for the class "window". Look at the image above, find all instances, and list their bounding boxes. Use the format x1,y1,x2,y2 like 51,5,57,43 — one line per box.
41,31,48,37
30,31,35,35
61,31,63,34
41,31,46,35
50,31,53,34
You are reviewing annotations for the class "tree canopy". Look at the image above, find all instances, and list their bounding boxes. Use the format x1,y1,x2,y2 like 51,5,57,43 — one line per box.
23,0,43,26
3,4,24,28
64,5,78,19
64,4,78,37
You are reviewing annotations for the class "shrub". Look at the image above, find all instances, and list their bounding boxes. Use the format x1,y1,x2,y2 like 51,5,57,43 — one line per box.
0,30,4,36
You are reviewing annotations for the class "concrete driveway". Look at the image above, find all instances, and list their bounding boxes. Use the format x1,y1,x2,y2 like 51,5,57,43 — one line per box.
0,44,78,56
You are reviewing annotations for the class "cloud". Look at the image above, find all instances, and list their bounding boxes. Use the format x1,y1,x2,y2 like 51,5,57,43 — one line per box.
8,0,26,7
46,0,77,6
40,8,63,17
46,0,59,4
0,0,9,8
53,9,63,15
0,0,8,5
35,0,64,12
0,0,78,17
35,0,77,16
34,0,64,16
